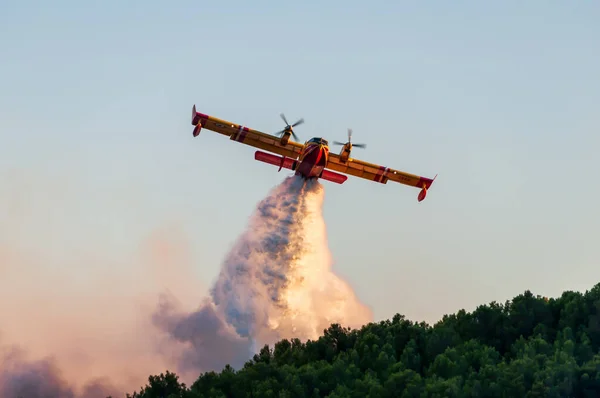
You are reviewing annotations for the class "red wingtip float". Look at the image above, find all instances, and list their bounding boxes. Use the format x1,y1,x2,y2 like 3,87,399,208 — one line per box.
190,105,437,202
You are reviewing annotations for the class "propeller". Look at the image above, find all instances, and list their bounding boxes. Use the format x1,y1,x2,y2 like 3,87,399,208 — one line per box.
274,113,304,141
333,128,367,149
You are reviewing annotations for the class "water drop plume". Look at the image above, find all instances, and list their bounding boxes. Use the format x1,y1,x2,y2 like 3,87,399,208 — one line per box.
154,174,373,375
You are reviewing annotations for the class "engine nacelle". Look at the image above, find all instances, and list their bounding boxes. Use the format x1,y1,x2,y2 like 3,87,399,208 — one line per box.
279,132,291,146
338,144,351,163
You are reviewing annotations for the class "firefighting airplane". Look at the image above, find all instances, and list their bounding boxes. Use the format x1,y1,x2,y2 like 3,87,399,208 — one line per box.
191,105,437,202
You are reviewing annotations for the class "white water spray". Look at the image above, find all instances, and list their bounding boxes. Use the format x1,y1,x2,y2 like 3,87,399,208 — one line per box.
154,175,372,374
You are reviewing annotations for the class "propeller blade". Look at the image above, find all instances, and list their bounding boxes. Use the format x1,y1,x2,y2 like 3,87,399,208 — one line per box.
332,141,345,146
275,113,303,140
353,143,367,148
280,113,289,126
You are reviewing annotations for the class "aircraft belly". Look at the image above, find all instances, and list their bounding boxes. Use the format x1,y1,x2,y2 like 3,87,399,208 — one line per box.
296,145,328,179
295,160,312,177
311,165,324,177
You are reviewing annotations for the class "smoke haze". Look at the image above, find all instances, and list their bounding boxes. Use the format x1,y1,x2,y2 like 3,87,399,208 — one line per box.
0,172,372,397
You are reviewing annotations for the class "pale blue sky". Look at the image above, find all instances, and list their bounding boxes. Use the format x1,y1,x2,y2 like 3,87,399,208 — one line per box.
1,0,599,324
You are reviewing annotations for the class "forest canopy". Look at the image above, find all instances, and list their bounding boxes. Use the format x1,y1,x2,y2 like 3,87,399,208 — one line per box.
124,283,600,397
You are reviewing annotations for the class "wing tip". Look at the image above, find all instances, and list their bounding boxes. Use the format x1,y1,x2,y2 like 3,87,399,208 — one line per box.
417,174,437,202
192,104,198,125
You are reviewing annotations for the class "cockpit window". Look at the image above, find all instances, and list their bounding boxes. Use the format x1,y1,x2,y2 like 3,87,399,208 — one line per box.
308,137,328,145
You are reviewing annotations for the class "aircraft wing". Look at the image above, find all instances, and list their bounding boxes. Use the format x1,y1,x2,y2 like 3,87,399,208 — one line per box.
191,105,304,159
326,153,437,201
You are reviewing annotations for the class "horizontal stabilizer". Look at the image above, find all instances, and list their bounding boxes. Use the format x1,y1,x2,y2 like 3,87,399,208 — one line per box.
321,170,348,184
254,151,296,171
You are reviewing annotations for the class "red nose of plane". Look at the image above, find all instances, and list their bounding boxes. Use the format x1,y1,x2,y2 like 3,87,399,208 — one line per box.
315,144,328,165
301,143,329,167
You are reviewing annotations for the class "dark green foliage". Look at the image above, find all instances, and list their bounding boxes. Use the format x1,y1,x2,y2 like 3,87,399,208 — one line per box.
125,283,600,397
126,371,191,398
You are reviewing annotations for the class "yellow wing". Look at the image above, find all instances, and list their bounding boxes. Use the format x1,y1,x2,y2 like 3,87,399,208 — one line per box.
191,105,304,159
326,152,437,201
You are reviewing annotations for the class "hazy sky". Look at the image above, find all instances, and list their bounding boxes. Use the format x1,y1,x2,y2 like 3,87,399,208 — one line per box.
2,0,599,324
